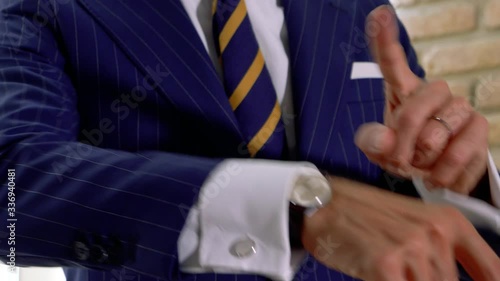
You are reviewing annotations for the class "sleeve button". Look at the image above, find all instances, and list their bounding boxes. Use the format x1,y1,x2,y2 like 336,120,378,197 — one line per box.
73,241,90,261
91,244,109,263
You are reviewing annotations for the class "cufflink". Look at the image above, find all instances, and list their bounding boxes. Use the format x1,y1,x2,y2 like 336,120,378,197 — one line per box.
74,241,90,261
230,237,257,258
290,174,332,210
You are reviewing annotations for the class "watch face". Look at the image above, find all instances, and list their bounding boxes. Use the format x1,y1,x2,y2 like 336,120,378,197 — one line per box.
291,174,332,208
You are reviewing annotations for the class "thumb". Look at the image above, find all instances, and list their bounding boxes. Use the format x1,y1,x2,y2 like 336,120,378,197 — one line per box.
355,123,396,159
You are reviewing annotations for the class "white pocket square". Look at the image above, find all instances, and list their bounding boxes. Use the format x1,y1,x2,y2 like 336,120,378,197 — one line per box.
350,62,383,80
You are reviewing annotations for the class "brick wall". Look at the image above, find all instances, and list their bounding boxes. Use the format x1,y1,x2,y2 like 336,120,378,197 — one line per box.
391,0,500,165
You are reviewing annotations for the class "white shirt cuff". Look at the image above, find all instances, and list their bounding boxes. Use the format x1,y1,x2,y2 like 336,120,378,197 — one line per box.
487,152,500,208
177,159,323,281
413,150,500,234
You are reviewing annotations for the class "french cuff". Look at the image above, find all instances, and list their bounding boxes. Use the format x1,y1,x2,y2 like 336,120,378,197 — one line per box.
487,151,500,208
178,159,322,281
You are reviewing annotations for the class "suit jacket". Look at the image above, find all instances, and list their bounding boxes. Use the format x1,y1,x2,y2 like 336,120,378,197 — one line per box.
0,0,497,280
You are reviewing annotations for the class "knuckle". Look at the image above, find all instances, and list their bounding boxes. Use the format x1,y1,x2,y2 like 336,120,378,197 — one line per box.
429,170,456,187
397,108,419,127
403,237,427,255
474,114,489,131
440,206,465,222
443,150,467,167
419,137,434,151
452,96,471,109
424,218,449,240
450,97,473,117
420,129,447,152
433,177,453,189
430,80,452,96
372,251,400,271
460,99,473,112
433,205,472,231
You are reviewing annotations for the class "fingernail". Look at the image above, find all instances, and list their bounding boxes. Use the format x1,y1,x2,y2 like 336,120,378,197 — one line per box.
396,164,411,178
389,155,407,169
369,130,385,154
386,163,411,178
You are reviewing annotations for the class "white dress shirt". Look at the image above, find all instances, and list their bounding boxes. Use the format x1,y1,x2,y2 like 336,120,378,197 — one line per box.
177,1,500,281
177,1,316,280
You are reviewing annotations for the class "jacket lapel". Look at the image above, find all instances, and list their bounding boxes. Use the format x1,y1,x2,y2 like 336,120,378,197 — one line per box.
77,0,243,140
76,0,368,162
282,0,357,165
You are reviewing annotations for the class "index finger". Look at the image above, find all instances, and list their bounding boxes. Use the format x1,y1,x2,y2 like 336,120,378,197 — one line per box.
366,5,420,92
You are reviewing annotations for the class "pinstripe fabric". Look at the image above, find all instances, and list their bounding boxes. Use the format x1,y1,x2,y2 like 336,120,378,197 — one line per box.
0,0,495,281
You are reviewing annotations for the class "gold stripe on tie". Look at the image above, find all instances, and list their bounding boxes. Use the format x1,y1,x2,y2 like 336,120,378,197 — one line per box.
219,0,246,53
247,101,282,157
212,0,217,16
229,50,265,110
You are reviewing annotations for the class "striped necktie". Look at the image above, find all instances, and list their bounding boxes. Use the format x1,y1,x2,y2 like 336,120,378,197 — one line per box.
212,0,285,159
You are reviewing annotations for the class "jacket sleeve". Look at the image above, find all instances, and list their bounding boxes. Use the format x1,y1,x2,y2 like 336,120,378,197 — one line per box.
0,0,221,279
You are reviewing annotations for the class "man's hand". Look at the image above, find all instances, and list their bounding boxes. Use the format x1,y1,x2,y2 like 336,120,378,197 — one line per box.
355,5,489,195
302,176,500,281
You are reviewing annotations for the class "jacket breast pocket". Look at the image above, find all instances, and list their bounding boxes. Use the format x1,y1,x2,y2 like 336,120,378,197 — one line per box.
344,77,385,103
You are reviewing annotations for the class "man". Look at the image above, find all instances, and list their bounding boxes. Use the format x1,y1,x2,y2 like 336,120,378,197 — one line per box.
0,0,499,281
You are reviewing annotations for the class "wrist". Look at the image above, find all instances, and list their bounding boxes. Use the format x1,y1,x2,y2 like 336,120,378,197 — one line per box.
300,176,347,252
288,173,332,249
301,202,331,253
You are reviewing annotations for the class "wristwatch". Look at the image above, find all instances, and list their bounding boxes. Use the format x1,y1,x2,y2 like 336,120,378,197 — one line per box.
288,173,332,248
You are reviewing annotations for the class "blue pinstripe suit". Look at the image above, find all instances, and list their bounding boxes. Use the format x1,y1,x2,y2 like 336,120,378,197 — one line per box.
0,0,497,280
